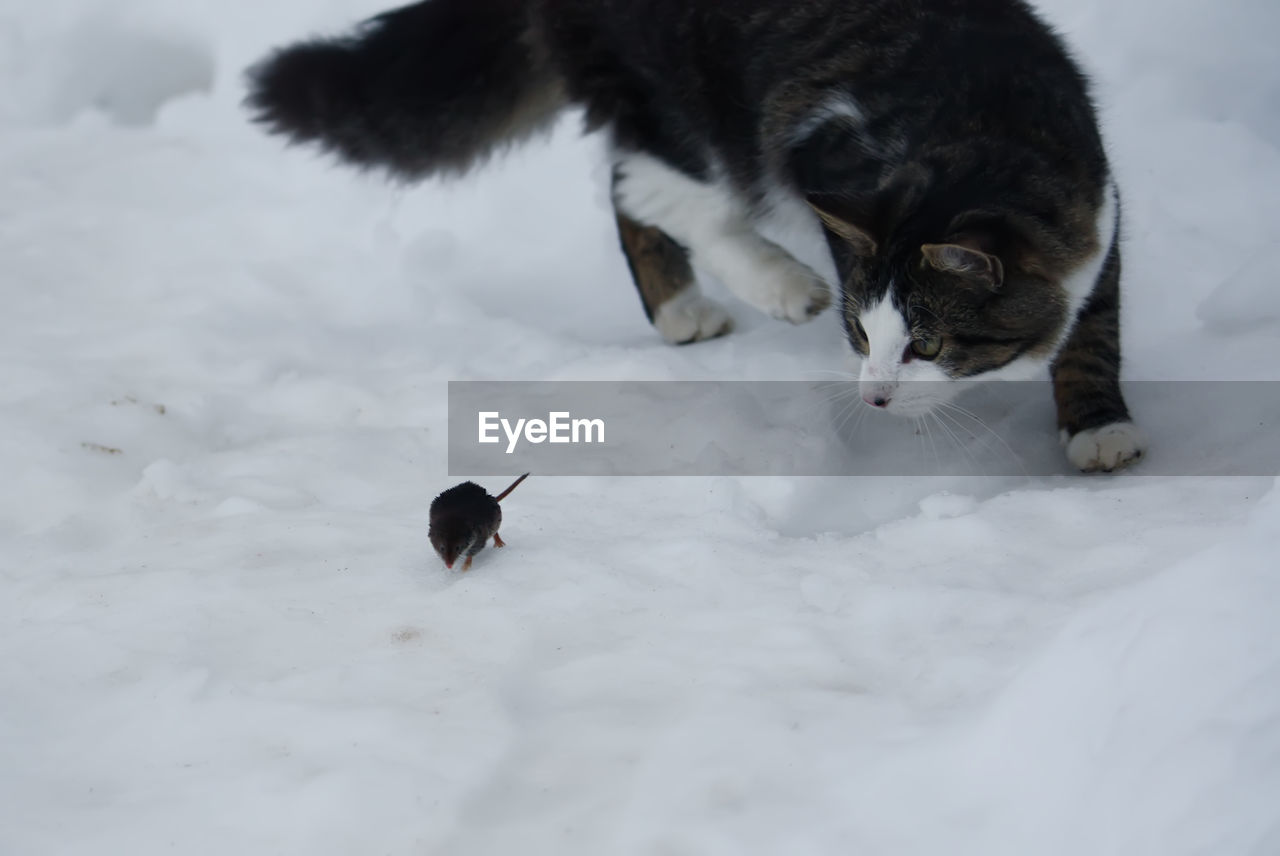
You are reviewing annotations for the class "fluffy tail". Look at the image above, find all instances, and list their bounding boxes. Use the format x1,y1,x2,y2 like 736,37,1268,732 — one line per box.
245,0,563,180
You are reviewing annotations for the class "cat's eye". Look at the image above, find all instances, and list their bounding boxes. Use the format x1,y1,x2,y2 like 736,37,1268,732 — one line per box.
853,318,869,343
910,335,943,360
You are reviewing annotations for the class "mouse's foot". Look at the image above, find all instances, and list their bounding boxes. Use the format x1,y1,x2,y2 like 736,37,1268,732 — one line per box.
494,532,506,548
461,556,473,571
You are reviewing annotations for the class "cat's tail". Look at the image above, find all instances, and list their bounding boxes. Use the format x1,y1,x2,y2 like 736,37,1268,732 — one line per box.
245,0,564,180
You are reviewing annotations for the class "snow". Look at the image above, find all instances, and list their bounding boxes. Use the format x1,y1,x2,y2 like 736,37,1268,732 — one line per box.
2,0,1279,853
1199,243,1280,335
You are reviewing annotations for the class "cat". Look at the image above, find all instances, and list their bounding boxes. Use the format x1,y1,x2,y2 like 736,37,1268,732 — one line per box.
246,0,1146,472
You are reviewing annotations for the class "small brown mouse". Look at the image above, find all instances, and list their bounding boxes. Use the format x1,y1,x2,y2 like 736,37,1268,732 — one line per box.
429,473,529,570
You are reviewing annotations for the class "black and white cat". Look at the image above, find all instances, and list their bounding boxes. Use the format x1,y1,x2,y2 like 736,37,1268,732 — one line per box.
248,0,1146,471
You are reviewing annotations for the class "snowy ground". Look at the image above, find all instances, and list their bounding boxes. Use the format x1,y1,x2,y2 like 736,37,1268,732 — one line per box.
3,0,1279,853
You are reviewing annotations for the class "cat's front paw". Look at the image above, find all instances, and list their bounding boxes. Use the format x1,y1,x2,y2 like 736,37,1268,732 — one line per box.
759,258,832,324
654,292,734,344
1063,421,1147,473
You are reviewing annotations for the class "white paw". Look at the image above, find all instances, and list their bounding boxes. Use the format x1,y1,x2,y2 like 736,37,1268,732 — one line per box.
654,292,734,345
1064,421,1147,473
747,252,832,324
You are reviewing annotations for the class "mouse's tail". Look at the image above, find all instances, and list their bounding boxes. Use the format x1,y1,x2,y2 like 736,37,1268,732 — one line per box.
494,473,530,502
245,0,564,181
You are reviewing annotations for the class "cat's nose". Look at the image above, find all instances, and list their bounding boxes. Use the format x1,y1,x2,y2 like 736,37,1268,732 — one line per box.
860,377,896,408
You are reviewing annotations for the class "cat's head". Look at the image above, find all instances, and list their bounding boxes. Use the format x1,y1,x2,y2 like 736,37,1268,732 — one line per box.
809,175,1083,416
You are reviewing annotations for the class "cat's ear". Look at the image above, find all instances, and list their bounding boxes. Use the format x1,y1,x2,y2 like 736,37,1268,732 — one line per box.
807,197,879,257
921,240,1004,291
805,164,930,259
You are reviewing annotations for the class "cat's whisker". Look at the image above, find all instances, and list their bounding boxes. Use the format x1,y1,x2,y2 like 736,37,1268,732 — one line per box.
803,369,860,382
809,381,861,429
936,401,1030,478
836,393,870,437
796,377,867,432
853,403,871,435
934,404,1000,460
812,381,860,406
932,406,986,456
921,413,942,474
929,410,981,473
910,415,938,474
